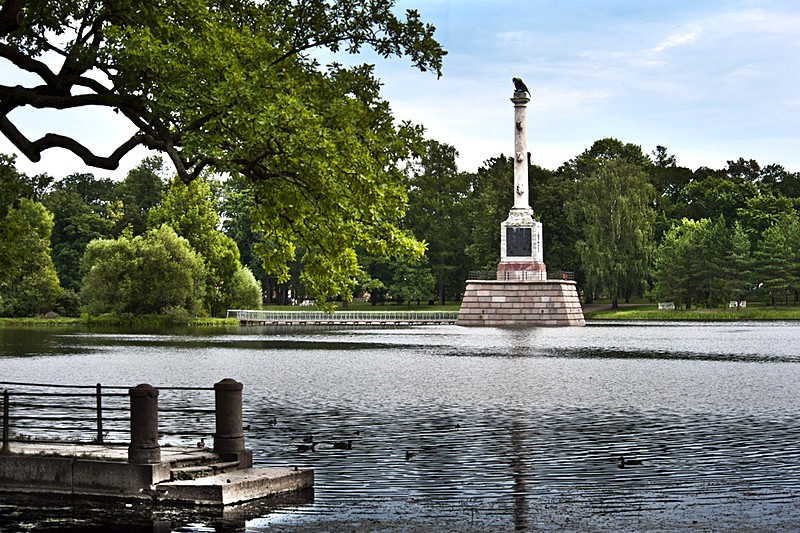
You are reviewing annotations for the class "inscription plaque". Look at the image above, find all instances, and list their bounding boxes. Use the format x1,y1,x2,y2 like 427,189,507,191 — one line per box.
506,227,532,257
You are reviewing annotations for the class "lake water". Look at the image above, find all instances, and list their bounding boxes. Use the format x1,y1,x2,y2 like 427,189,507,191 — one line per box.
1,321,800,531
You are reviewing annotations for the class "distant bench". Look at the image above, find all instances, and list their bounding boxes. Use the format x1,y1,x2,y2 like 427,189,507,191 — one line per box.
658,302,675,310
729,301,747,308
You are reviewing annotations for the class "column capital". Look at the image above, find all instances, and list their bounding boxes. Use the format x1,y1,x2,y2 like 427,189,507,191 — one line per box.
510,94,530,105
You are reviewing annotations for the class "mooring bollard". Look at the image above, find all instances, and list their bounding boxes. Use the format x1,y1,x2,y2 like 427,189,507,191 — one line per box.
128,383,161,464
213,378,245,458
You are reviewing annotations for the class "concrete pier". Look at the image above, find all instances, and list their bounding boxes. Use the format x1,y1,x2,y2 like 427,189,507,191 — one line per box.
0,442,312,506
157,466,314,506
0,379,313,506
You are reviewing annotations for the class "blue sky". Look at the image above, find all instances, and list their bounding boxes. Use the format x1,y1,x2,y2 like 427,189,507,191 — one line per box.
380,0,800,173
2,0,798,179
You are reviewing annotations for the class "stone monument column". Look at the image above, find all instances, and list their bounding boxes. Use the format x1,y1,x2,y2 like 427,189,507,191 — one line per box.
512,93,530,209
456,78,584,327
497,80,546,280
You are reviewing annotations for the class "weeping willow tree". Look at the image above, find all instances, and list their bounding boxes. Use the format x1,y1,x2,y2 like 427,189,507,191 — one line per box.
573,158,655,307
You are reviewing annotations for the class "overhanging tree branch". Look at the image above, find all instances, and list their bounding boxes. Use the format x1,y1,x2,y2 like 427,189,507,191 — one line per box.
0,114,146,169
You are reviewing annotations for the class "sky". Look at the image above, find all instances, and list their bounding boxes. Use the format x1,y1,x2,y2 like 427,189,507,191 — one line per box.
2,0,799,180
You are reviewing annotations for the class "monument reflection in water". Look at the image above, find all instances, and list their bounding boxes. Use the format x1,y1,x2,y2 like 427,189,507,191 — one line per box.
1,322,800,530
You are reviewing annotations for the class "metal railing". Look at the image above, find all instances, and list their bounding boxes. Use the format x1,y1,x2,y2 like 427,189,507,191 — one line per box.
0,381,215,448
468,271,575,281
230,310,459,324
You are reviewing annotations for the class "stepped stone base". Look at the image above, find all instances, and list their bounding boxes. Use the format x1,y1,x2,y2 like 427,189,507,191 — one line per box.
457,279,585,327
157,467,314,506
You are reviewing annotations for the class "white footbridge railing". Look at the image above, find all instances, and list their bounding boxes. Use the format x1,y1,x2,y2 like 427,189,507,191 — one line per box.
227,310,459,325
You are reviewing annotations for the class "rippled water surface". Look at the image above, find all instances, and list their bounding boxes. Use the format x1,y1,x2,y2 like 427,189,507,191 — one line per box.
2,321,800,531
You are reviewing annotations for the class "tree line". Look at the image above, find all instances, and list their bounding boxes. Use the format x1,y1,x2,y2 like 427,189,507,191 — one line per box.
412,138,800,310
2,136,800,318
0,156,261,319
2,1,799,316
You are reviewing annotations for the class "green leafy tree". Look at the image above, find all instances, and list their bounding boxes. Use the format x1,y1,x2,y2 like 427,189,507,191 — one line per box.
1,154,38,215
464,156,514,270
405,140,470,303
1,0,445,303
753,220,798,305
81,225,206,315
571,158,655,307
675,169,758,223
774,170,800,200
149,176,240,315
1,154,29,274
722,222,754,304
115,157,166,236
562,138,652,179
696,217,753,307
0,197,61,316
649,145,693,240
736,193,797,246
560,138,653,298
225,267,263,311
355,252,391,305
219,174,274,302
387,258,436,307
531,164,577,276
653,218,753,309
652,218,703,309
361,278,388,306
80,236,136,316
43,173,116,291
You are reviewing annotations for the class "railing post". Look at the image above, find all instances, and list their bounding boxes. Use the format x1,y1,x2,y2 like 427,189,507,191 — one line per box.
128,384,160,464
214,379,249,465
2,389,9,454
95,383,103,443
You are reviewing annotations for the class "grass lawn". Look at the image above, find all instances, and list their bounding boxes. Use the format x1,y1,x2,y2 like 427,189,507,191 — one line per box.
0,315,239,327
584,303,800,320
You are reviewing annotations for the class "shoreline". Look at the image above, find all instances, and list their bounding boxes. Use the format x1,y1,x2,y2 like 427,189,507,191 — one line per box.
3,303,800,327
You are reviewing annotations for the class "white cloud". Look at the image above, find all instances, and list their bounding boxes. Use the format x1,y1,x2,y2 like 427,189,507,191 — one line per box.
652,29,700,53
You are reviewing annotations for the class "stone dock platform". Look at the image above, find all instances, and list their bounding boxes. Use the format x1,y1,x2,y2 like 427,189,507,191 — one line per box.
0,441,313,506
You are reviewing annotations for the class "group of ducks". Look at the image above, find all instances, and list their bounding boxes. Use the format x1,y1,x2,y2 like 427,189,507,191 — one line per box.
294,433,419,461
296,434,354,452
198,419,644,469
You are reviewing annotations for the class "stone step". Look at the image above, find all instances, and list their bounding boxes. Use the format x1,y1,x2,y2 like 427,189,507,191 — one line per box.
170,460,241,481
156,466,314,506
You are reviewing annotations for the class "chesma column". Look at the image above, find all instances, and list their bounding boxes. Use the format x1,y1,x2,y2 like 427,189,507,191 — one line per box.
497,80,546,280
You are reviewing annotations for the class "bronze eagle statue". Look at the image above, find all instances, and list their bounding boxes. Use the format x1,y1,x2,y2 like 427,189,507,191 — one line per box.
512,77,529,94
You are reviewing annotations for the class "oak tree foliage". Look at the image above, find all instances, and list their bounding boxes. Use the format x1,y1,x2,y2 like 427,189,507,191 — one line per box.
1,0,445,301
